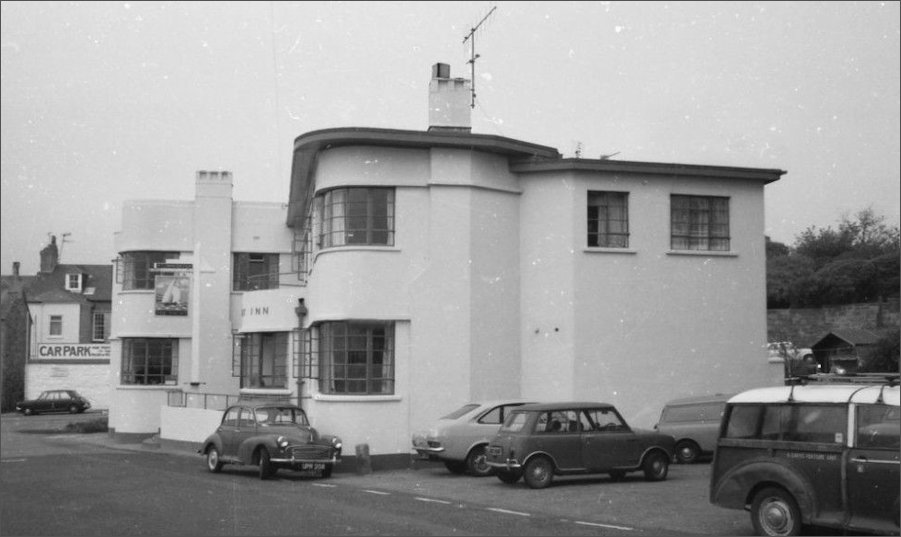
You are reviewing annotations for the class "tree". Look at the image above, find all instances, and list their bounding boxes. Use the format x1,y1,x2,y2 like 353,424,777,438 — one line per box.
859,328,900,373
768,208,901,307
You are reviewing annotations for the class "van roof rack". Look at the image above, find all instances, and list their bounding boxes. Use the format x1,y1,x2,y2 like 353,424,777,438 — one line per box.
787,372,900,386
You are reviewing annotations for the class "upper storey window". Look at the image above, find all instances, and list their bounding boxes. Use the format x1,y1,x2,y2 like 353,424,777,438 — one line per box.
671,195,730,251
233,253,279,291
317,187,395,248
587,191,629,248
119,251,178,290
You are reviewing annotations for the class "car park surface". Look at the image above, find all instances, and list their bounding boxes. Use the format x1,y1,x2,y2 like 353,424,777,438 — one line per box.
198,401,342,480
412,399,536,476
15,389,91,415
486,402,676,489
709,378,900,536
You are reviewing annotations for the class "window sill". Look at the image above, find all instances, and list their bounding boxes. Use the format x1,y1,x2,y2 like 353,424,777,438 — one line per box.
117,384,177,390
313,394,402,403
583,247,637,255
666,250,738,258
315,245,401,259
240,388,292,396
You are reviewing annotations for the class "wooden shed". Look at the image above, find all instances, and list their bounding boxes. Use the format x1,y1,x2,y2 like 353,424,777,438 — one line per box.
810,328,881,374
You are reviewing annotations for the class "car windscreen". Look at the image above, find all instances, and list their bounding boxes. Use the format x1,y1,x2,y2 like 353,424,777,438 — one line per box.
254,407,309,426
440,403,480,420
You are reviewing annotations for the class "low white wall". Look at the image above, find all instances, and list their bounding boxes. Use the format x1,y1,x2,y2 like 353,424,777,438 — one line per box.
25,362,112,409
160,406,223,443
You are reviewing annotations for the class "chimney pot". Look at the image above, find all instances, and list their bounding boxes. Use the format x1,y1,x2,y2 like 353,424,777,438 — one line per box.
13,261,20,276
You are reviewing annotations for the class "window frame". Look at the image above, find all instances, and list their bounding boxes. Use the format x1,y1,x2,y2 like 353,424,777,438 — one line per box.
234,332,289,389
92,312,109,342
233,253,280,291
65,273,83,292
318,321,395,395
587,191,630,248
670,195,731,251
317,187,395,248
48,315,63,337
121,338,178,385
120,251,178,290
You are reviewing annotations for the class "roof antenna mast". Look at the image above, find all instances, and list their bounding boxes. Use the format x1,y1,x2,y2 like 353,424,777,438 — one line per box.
463,6,496,109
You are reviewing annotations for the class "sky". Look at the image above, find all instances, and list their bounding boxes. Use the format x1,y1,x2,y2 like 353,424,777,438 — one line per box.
2,1,899,275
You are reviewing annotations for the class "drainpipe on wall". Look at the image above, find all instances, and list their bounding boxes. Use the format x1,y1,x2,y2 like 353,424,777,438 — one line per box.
295,298,308,410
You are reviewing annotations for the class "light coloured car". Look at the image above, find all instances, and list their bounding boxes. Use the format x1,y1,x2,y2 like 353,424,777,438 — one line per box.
412,400,536,476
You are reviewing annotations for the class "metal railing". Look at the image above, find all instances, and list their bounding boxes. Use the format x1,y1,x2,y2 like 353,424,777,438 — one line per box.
167,390,239,411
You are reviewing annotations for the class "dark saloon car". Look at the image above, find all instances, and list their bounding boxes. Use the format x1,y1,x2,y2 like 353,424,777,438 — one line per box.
485,402,676,489
15,390,91,415
199,402,342,480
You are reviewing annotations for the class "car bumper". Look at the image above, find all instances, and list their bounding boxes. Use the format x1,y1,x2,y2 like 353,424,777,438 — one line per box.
486,459,522,470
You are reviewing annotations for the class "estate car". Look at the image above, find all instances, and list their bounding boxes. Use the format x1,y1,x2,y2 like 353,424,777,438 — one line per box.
412,400,536,476
485,402,676,489
199,402,342,480
709,378,899,536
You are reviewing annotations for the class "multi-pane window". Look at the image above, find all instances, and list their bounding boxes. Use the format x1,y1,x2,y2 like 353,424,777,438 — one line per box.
120,251,178,290
121,338,178,385
92,312,109,342
233,253,279,291
671,195,730,251
319,321,394,395
233,332,288,389
317,187,395,248
49,315,63,336
65,273,82,292
587,191,629,248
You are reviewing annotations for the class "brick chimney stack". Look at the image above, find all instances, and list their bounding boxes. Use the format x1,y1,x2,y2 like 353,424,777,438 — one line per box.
40,236,58,273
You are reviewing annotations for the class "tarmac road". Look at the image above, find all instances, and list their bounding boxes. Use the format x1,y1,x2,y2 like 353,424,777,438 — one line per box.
1,411,759,536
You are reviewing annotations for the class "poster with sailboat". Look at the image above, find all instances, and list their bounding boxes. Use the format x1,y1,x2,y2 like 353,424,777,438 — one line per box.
154,274,190,316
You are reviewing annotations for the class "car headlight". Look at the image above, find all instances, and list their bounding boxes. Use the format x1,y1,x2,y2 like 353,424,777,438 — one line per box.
276,436,289,449
331,437,342,450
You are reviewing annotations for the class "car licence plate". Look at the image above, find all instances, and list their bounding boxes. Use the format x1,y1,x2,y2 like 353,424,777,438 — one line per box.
301,463,325,471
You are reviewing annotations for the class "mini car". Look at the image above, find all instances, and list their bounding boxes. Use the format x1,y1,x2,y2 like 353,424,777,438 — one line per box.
709,376,900,536
15,390,91,415
412,400,536,476
654,393,733,463
198,401,342,480
485,402,676,489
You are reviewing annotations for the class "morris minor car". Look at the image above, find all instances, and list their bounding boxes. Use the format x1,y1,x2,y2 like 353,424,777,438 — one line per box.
199,402,342,480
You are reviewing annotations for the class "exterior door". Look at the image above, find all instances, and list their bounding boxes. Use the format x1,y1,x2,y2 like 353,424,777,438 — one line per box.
217,407,244,458
581,408,640,470
846,403,901,533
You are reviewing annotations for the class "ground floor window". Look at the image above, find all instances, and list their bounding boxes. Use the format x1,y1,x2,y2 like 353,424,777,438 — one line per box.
318,321,394,395
233,332,288,389
121,338,178,385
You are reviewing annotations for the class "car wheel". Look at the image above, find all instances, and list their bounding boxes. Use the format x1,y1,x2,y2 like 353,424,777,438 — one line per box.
206,447,224,473
675,440,700,464
523,456,554,489
496,469,522,484
443,460,467,475
642,451,669,481
69,405,79,414
609,469,626,481
751,487,802,536
321,464,333,478
258,449,276,480
465,445,494,477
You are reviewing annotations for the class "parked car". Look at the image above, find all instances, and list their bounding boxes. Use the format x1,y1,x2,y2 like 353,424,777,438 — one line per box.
709,377,900,536
15,390,91,415
198,401,342,480
654,393,733,464
412,399,536,476
485,402,676,489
